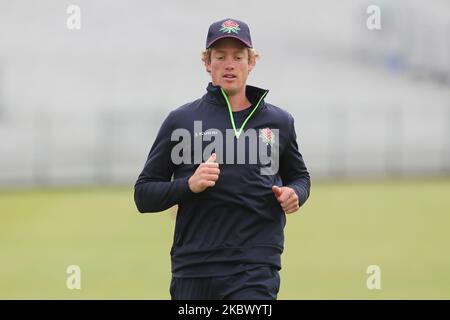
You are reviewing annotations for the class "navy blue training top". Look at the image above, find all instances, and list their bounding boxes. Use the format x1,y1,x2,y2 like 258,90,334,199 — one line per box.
134,82,311,278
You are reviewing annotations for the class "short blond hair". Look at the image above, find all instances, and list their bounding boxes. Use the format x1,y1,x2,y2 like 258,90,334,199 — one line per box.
201,48,260,73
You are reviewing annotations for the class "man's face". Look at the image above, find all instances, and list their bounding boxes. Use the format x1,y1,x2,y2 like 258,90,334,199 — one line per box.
206,38,255,96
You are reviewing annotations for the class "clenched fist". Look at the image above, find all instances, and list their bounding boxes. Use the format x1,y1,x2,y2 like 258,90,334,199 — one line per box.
272,185,299,214
188,153,221,193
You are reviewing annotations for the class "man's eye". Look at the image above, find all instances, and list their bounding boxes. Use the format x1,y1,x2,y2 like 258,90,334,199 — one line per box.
216,56,224,60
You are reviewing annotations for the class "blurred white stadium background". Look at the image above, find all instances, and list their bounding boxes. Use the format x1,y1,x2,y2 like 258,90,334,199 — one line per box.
0,0,449,187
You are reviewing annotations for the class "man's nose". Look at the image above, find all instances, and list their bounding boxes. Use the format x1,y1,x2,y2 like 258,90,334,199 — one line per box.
225,64,235,71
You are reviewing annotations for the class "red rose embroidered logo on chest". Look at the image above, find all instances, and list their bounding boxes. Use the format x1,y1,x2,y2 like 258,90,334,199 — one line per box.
260,128,275,146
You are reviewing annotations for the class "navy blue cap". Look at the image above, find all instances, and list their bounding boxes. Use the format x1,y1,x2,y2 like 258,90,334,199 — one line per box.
206,18,252,49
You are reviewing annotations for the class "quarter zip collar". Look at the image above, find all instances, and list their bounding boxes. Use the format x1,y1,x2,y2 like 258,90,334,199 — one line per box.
203,82,269,109
203,82,269,139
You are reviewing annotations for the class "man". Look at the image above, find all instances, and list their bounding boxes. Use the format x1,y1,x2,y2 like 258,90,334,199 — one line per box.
134,18,310,300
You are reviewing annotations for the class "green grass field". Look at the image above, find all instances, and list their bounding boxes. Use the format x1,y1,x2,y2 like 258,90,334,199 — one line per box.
1,179,450,299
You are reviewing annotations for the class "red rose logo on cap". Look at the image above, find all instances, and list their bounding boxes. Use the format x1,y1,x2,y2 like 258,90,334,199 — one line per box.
219,20,240,34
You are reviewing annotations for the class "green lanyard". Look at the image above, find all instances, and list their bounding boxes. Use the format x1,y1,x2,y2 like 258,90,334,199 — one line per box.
220,87,268,139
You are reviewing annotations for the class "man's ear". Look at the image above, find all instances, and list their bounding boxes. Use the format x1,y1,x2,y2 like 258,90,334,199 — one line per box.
205,61,212,73
248,58,256,73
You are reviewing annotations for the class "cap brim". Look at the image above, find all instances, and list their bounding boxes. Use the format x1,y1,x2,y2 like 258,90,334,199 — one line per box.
207,35,252,49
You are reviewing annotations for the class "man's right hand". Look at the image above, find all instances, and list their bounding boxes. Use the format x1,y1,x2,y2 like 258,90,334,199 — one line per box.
188,153,220,193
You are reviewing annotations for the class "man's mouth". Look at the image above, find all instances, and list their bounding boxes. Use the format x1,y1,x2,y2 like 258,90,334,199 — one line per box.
223,74,237,79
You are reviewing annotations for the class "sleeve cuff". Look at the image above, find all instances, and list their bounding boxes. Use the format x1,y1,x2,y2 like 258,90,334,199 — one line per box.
174,175,196,201
287,183,310,207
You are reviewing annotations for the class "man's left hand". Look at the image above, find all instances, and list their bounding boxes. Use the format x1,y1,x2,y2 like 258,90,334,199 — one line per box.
272,186,299,214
